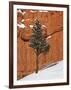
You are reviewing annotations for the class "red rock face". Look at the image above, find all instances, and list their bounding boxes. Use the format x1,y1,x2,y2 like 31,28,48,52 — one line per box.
17,10,63,80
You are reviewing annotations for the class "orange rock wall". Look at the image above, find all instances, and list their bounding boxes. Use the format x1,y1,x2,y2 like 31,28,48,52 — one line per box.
17,10,63,79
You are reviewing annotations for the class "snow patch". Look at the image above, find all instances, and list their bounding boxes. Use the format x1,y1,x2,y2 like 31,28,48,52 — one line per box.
19,60,64,81
17,23,25,28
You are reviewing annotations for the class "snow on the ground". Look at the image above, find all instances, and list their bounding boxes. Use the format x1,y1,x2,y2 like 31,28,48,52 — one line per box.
20,60,64,81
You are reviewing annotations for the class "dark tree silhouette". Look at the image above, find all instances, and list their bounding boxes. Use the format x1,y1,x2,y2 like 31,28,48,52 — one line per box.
29,19,50,73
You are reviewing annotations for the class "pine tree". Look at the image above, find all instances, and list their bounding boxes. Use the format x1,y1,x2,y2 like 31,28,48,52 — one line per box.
29,19,50,73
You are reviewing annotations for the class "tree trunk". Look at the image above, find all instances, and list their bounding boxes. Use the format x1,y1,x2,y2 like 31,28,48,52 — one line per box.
35,50,39,73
